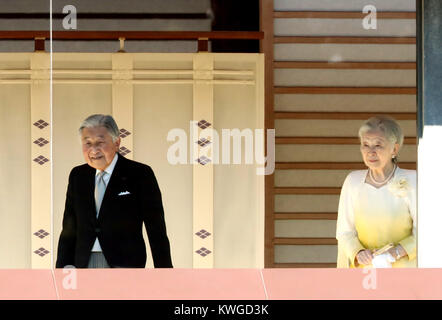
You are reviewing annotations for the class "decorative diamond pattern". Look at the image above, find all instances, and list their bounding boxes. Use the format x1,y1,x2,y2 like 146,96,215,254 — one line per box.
33,155,49,165
195,229,211,239
33,229,49,239
195,247,212,257
197,120,211,129
33,138,49,147
119,128,131,138
34,247,50,257
197,138,211,147
196,156,211,165
33,119,49,129
119,146,131,156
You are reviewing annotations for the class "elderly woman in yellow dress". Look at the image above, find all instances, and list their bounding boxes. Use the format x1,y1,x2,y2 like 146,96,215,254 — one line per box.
336,116,416,268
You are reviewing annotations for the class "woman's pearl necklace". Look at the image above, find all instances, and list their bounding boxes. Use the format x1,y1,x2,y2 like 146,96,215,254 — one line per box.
369,164,397,186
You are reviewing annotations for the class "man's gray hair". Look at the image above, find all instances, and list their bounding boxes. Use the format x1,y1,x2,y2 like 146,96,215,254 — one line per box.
79,114,120,142
358,115,404,149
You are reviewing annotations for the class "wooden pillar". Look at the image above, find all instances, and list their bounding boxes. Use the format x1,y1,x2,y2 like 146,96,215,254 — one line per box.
112,53,134,159
30,52,51,268
192,53,214,268
260,0,275,268
255,54,266,269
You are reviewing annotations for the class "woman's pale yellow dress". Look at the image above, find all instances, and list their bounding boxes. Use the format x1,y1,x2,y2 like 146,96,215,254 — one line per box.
336,167,416,268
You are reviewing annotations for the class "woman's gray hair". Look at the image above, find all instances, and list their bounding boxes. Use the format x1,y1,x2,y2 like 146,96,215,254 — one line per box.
79,114,120,142
358,116,404,162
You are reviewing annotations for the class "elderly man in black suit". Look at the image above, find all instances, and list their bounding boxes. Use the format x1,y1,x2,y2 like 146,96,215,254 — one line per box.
56,114,173,268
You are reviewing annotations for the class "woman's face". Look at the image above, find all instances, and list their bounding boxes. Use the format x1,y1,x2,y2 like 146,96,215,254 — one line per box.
360,130,399,171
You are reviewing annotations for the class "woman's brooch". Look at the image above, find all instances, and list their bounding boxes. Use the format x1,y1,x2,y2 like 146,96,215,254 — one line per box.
388,176,409,197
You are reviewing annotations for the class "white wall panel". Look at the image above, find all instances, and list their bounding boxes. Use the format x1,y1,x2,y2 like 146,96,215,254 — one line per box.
275,44,416,62
276,144,416,162
275,245,338,263
134,83,194,268
274,0,416,11
274,94,417,112
214,84,263,268
275,119,416,137
275,169,351,187
0,84,31,268
275,19,415,37
275,194,340,213
275,220,337,238
274,69,416,87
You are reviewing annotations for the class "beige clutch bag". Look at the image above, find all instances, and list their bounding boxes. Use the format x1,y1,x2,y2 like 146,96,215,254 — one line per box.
372,243,394,257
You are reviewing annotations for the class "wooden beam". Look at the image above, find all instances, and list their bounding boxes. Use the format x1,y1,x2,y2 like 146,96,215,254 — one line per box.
0,13,211,20
273,61,416,69
274,238,338,245
274,112,416,120
56,31,266,40
274,36,416,44
275,213,338,220
275,162,416,170
273,11,416,19
274,87,417,94
0,31,264,41
274,187,341,195
275,136,416,145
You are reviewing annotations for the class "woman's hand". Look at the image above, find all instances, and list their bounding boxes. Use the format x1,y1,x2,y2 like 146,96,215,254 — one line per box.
387,245,407,260
356,249,374,266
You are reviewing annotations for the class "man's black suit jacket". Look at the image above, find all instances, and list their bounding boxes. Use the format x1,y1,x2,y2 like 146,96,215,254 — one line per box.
56,153,173,268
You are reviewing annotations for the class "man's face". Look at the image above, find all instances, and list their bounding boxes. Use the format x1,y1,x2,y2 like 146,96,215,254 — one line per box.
81,126,120,171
